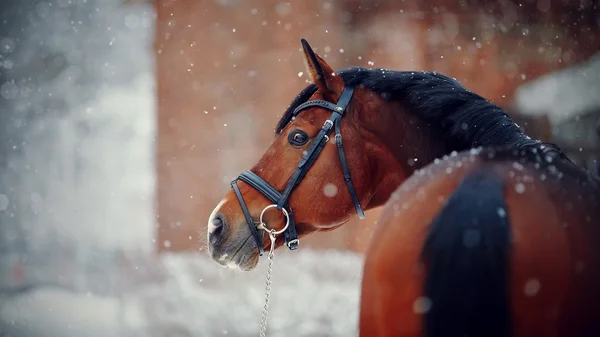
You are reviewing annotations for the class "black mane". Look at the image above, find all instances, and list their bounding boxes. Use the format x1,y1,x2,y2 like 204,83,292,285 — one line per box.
275,67,542,152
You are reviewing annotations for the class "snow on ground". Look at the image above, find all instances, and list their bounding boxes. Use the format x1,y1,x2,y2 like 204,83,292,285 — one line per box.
1,286,124,337
1,250,365,337
125,250,364,337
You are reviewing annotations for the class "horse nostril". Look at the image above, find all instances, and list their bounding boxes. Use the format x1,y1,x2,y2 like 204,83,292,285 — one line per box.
211,215,226,239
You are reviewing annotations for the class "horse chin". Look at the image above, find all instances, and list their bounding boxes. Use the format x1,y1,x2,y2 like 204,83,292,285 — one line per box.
225,238,260,271
228,253,259,272
208,230,261,271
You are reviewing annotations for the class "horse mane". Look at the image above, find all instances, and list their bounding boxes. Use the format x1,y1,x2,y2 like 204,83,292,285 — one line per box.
275,67,556,154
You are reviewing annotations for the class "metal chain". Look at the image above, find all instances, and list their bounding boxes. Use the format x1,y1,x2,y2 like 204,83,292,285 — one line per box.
259,230,277,337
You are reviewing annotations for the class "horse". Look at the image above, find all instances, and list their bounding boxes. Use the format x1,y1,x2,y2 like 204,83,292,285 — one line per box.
206,39,600,337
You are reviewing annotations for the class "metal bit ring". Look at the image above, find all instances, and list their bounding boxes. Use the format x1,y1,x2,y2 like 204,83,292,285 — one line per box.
258,204,290,235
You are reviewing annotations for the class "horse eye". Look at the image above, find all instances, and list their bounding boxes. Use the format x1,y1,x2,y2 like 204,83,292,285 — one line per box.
288,130,309,146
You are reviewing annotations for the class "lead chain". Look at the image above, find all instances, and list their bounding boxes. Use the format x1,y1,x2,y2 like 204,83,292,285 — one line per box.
259,230,277,337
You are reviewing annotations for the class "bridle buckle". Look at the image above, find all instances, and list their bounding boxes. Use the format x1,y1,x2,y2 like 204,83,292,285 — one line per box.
286,239,299,249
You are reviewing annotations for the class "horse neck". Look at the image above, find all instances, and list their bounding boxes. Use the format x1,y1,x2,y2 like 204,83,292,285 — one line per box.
360,102,450,208
360,95,539,209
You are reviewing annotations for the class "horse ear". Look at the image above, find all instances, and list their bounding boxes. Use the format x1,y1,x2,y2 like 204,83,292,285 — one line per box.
300,39,344,97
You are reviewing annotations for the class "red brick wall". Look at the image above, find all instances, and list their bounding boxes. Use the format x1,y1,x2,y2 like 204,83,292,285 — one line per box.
155,0,600,254
155,0,358,252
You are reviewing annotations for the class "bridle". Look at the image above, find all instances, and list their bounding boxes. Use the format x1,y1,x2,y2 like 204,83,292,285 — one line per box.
230,85,365,256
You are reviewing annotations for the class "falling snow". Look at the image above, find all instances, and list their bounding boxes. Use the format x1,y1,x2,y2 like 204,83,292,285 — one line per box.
524,278,541,296
514,182,526,194
413,296,432,314
323,183,339,198
0,0,599,336
1,81,19,99
0,193,9,211
496,207,506,218
512,162,524,171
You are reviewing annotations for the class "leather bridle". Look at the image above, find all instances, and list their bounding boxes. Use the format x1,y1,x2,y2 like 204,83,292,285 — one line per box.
230,85,365,255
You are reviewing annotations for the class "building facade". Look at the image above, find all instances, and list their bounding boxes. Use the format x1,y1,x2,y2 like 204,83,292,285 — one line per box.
155,0,600,253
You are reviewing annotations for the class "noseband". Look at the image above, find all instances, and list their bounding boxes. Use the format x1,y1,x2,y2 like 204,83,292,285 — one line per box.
230,85,365,255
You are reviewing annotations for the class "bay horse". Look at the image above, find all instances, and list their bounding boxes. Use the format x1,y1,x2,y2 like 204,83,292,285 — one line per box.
206,39,600,337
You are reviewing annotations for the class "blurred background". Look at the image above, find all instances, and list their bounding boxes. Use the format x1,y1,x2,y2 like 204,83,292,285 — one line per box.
0,0,598,336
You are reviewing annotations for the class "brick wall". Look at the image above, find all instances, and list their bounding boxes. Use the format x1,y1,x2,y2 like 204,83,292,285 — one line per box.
155,0,600,253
